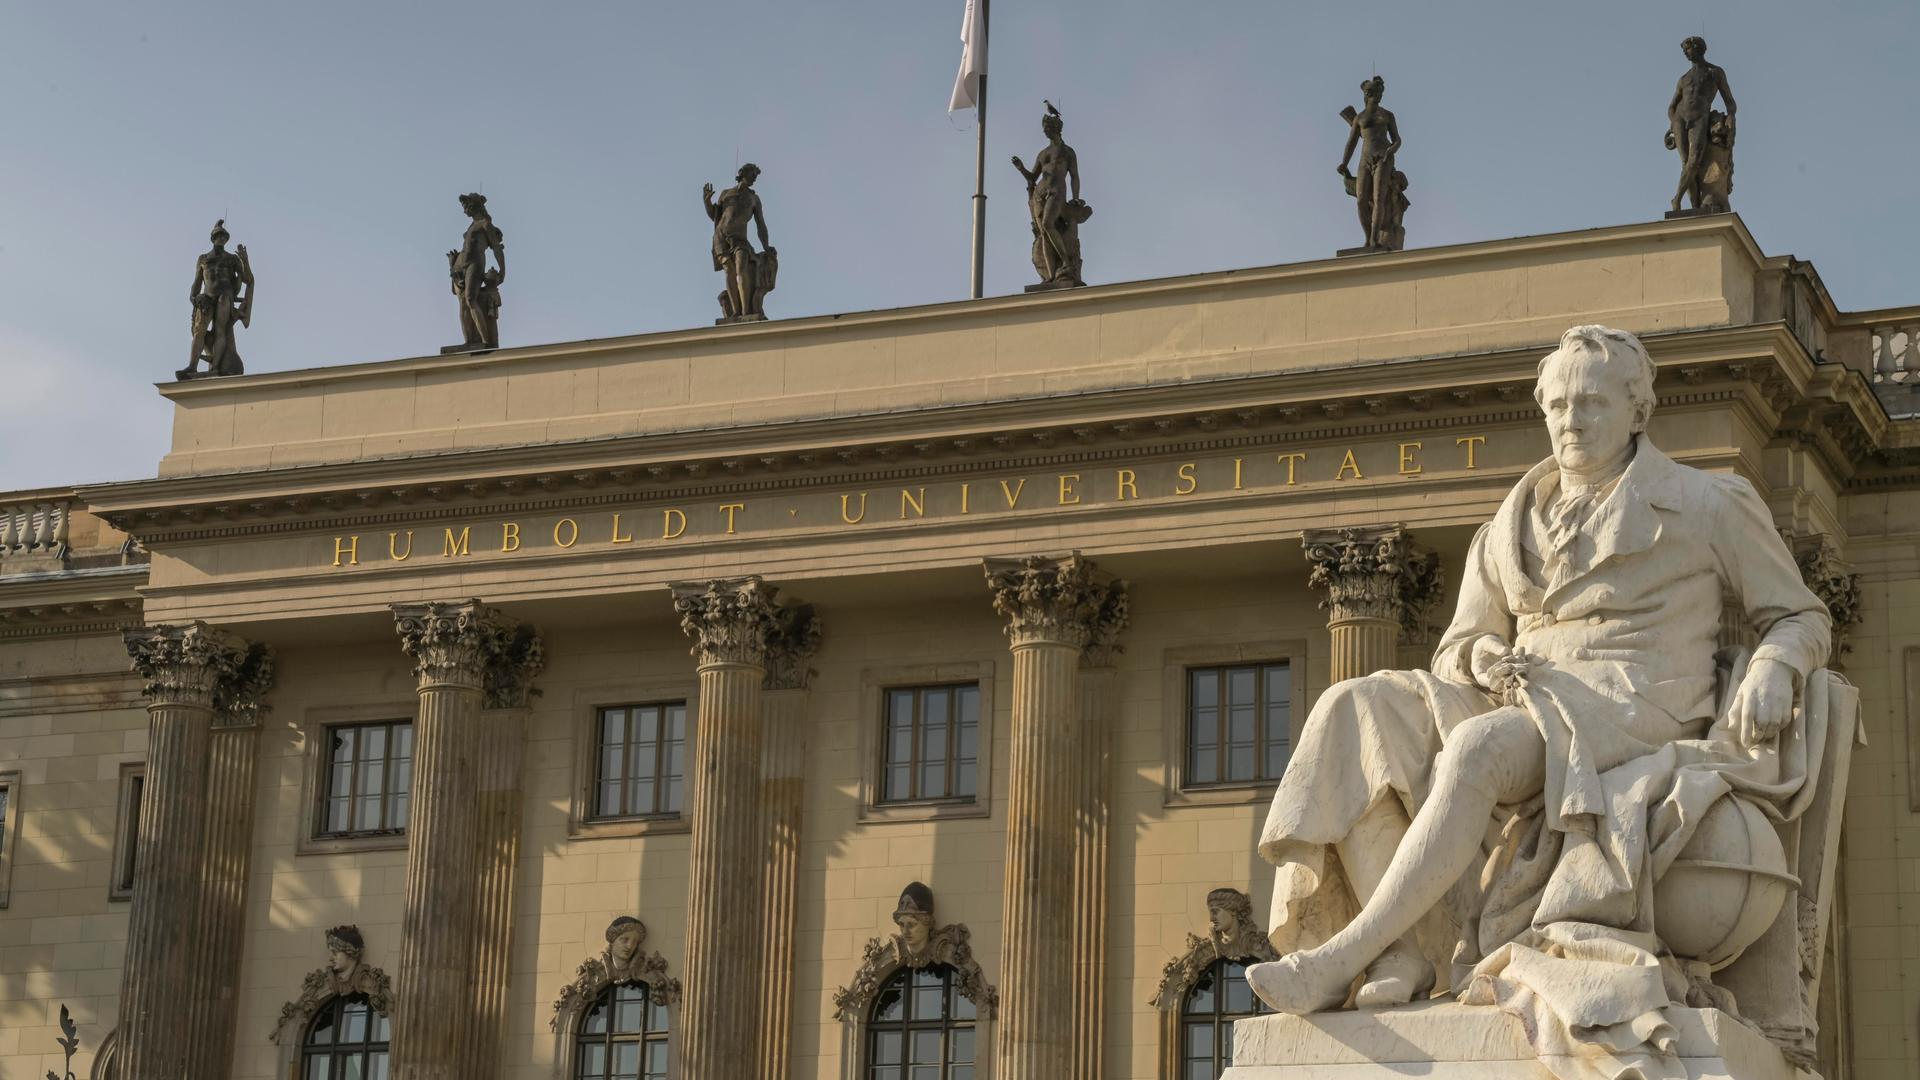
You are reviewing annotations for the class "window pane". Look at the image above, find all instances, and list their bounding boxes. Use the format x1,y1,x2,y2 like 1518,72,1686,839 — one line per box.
601,745,627,788
601,708,627,746
331,727,357,765
871,1030,903,1064
367,1052,390,1080
391,790,410,831
340,1056,366,1080
646,997,669,1033
949,1027,976,1063
636,706,658,745
1227,667,1256,709
1185,969,1216,1015
873,984,904,1023
919,759,946,798
360,725,386,763
1185,1020,1215,1057
1191,670,1218,709
578,1042,607,1077
307,1005,337,1045
662,775,684,814
951,992,976,1021
910,968,943,1019
613,1041,640,1079
957,686,978,725
665,704,686,741
884,764,911,802
582,997,608,1034
955,761,977,799
614,986,645,1033
341,1000,369,1044
909,1030,942,1065
1222,961,1255,1015
642,1041,667,1080
392,723,413,759
304,1057,332,1080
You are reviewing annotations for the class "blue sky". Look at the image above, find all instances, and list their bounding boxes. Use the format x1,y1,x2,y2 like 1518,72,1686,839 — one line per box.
1,0,1914,490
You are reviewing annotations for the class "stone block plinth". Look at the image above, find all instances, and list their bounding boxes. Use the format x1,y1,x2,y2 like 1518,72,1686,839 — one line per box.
1222,1002,1798,1080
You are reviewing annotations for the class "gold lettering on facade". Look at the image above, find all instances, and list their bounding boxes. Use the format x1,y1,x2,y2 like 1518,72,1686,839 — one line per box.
443,527,471,557
1398,442,1423,476
1000,478,1027,508
840,493,868,524
611,513,633,544
388,531,414,561
333,535,359,567
720,503,744,535
663,509,687,539
1335,450,1364,480
500,523,520,552
1277,452,1306,485
1457,434,1486,469
960,482,971,514
1234,458,1245,490
1058,474,1080,505
1175,463,1198,495
1117,469,1138,501
901,488,926,519
554,518,580,548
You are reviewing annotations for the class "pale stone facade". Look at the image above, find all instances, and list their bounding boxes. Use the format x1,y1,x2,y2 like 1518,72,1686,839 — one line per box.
0,215,1914,1079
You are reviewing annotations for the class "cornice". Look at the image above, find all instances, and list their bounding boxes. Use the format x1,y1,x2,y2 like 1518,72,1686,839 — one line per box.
0,565,147,640
154,215,1765,402
80,324,1844,545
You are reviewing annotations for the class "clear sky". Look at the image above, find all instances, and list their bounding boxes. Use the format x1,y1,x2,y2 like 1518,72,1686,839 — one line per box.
2,0,1914,491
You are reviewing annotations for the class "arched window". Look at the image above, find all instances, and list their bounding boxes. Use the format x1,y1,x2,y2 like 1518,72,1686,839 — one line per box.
574,981,670,1080
865,964,977,1079
1180,958,1270,1077
302,993,390,1080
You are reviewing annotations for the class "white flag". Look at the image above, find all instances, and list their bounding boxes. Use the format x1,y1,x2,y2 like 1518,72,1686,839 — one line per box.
948,0,987,113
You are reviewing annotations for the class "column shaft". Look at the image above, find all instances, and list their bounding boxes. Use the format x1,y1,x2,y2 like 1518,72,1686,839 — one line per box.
680,661,766,1077
756,686,810,1080
468,708,526,1074
1071,663,1116,1080
184,718,263,1080
1328,616,1401,683
117,697,215,1080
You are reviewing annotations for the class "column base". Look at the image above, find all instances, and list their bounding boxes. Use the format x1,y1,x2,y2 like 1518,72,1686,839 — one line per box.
1222,1002,1800,1080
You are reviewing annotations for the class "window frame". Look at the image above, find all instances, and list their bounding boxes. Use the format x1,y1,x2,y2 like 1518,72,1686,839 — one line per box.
862,964,980,1080
299,991,391,1080
108,762,146,901
589,701,691,822
1182,662,1293,790
1161,641,1308,808
569,679,699,840
877,683,983,805
0,769,20,908
315,718,415,840
571,980,672,1080
298,702,418,856
1172,956,1271,1078
858,661,996,824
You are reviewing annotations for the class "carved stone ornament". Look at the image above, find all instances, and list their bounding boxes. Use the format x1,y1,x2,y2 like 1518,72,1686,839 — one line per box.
1080,581,1133,669
762,601,825,691
390,600,545,706
271,926,393,1042
1302,524,1442,631
832,882,998,1022
1149,888,1280,1010
550,917,682,1032
982,552,1129,650
123,622,275,716
670,576,784,668
1790,532,1862,660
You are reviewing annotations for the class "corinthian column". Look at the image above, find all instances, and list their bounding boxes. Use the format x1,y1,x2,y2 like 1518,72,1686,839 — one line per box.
755,604,822,1080
670,577,784,1080
120,623,272,1080
983,554,1128,1080
389,601,543,1080
1302,525,1441,683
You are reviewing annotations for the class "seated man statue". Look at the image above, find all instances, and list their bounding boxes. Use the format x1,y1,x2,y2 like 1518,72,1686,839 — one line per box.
1249,325,1834,1077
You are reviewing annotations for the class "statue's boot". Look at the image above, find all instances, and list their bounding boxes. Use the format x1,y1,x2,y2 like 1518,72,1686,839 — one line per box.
1246,949,1355,1015
1353,940,1434,1008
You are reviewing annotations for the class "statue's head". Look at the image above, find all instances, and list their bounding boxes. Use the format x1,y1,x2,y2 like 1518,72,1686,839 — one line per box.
893,882,936,954
1535,325,1657,474
736,163,761,185
1682,36,1707,61
1205,888,1248,938
459,192,489,218
209,219,230,246
1041,101,1064,139
1362,76,1385,104
324,925,365,979
605,916,647,967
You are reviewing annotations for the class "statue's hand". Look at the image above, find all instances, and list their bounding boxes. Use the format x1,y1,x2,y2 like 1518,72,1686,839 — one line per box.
703,183,715,198
1663,130,1678,150
1336,164,1353,177
1729,657,1797,748
1010,155,1025,171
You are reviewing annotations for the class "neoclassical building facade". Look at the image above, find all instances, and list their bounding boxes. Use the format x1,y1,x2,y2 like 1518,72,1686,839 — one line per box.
0,215,1915,1080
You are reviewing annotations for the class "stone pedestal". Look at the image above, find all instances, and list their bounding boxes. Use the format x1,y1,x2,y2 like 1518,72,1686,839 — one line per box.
1222,1002,1798,1080
983,554,1128,1080
1302,525,1441,683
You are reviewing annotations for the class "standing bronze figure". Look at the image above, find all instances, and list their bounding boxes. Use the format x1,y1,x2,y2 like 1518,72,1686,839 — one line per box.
445,193,505,352
1011,101,1091,290
1665,36,1737,215
1337,76,1408,254
180,219,253,380
704,164,777,323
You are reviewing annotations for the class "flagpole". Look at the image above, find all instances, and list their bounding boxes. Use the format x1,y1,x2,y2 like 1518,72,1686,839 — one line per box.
969,0,989,299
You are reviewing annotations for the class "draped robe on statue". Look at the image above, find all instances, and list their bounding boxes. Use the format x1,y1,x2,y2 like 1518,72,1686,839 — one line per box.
1258,437,1832,1079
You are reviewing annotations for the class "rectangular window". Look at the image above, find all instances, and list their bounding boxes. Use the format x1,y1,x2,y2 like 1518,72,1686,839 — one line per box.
880,683,981,803
592,702,689,819
320,720,413,837
1185,662,1291,787
109,763,147,900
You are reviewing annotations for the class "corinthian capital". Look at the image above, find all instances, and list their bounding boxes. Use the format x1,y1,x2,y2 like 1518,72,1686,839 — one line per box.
1790,532,1861,663
1302,525,1443,636
670,577,784,669
391,600,545,706
983,553,1129,650
124,622,275,716
762,602,824,691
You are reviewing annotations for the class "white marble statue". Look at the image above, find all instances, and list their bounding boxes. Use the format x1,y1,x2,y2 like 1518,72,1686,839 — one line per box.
1248,325,1836,1079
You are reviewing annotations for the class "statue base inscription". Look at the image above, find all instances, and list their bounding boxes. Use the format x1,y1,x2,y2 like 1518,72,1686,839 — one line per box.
1221,1002,1800,1080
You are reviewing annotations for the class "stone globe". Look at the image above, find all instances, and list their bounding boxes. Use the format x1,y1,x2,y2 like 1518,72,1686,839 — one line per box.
1652,794,1797,970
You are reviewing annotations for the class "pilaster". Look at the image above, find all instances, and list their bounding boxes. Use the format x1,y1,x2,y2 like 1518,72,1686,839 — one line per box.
983,553,1128,1080
1072,598,1126,1080
757,603,822,1080
1302,525,1442,683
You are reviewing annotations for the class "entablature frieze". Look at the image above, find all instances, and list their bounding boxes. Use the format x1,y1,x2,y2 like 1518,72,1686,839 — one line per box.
81,325,1846,545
